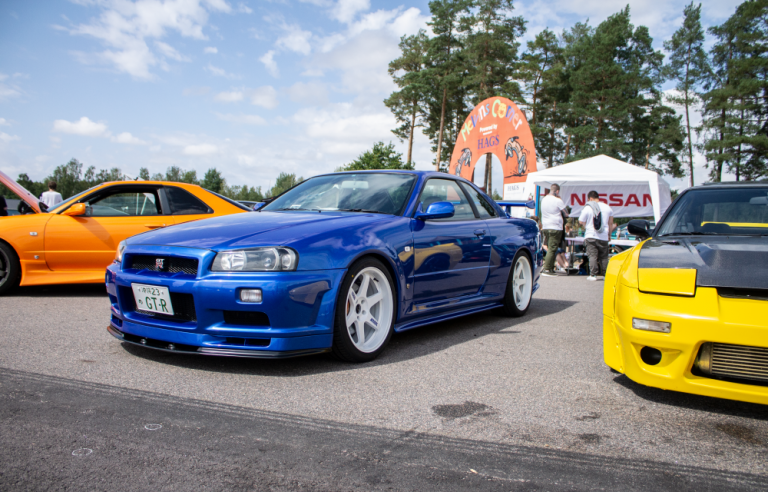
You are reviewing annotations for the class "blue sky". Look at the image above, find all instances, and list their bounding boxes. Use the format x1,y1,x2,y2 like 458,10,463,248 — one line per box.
0,0,743,194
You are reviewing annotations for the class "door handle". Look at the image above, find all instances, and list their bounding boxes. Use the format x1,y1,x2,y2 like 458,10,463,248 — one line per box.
474,229,486,237
145,224,166,229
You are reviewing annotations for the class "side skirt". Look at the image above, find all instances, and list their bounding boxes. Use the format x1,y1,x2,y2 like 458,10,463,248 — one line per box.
394,302,502,333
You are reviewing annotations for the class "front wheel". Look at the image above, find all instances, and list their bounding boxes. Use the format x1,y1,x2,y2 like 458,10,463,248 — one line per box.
0,242,21,295
500,251,533,317
332,258,396,362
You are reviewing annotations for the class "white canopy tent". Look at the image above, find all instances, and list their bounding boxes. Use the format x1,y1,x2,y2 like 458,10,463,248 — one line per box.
515,155,673,222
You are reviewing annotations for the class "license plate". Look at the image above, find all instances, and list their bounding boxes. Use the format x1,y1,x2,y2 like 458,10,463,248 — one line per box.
131,283,174,315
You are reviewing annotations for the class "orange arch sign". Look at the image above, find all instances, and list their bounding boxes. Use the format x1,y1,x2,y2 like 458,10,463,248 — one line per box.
449,96,536,190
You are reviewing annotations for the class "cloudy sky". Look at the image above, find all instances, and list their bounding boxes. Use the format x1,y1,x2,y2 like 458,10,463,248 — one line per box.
0,0,744,194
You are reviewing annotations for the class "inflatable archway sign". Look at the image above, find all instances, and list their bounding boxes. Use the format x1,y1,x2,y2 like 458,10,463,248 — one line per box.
449,96,537,193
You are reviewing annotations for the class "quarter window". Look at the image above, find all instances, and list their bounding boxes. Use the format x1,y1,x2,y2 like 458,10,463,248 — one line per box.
165,186,212,215
417,179,476,221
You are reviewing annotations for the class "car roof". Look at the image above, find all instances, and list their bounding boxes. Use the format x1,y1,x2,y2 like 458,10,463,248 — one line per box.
698,180,768,188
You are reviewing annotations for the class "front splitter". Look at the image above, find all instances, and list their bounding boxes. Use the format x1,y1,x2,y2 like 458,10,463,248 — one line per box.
107,325,330,359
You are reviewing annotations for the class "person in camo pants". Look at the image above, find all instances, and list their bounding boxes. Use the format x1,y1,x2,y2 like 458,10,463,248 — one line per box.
539,184,568,277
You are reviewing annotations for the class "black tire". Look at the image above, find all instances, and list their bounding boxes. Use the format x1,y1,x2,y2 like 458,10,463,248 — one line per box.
499,250,533,317
332,257,396,363
0,242,21,295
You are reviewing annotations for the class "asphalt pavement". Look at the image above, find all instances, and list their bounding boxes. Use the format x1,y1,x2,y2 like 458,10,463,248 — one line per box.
1,276,766,490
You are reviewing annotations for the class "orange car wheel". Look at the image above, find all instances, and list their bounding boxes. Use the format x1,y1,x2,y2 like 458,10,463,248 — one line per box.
0,242,21,295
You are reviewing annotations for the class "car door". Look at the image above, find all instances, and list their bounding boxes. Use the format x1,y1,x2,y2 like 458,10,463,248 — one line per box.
411,178,490,304
44,185,169,271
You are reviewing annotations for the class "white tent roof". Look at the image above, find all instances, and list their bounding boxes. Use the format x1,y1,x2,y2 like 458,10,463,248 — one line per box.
525,155,672,221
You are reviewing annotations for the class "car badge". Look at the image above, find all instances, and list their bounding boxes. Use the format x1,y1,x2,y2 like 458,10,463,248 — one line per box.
155,258,164,270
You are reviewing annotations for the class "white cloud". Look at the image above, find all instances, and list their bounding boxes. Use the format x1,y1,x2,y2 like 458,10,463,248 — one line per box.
236,3,253,14
111,132,148,145
249,86,278,109
214,90,244,102
259,50,279,77
0,72,22,101
331,0,370,23
52,117,110,137
206,63,240,79
204,46,218,54
67,0,233,79
0,118,9,126
275,23,313,55
215,113,267,125
285,81,328,105
0,132,20,144
183,143,218,155
155,41,189,62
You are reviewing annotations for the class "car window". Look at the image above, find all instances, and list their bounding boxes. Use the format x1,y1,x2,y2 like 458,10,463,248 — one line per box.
462,184,497,218
166,186,213,215
657,187,768,236
417,179,476,221
262,173,416,215
88,191,161,216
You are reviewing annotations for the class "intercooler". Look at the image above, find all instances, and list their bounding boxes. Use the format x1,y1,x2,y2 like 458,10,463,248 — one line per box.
695,342,768,384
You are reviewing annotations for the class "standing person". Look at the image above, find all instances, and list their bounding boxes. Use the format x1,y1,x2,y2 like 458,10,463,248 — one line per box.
578,191,615,281
40,181,63,210
0,193,7,216
540,183,567,277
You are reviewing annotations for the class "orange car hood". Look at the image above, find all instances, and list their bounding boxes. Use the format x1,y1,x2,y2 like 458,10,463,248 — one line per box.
0,169,42,214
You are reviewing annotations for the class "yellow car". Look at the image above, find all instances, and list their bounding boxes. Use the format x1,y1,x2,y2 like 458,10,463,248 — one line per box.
603,182,768,405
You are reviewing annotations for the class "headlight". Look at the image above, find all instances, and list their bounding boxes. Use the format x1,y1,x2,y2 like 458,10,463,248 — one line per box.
211,247,298,272
115,240,126,262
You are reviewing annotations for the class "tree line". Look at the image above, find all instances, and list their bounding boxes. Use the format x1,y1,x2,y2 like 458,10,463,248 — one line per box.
1,158,302,202
385,0,768,187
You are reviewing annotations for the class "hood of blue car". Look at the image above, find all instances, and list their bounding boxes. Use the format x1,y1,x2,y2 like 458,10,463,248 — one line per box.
638,236,768,290
127,211,389,250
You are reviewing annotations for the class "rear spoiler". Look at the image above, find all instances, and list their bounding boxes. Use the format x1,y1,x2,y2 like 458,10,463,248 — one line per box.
497,200,536,209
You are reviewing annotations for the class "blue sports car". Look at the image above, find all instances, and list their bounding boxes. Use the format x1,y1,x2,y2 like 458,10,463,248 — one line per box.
106,171,543,362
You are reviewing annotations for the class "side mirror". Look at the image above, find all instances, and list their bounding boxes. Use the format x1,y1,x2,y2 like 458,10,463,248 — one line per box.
62,203,88,217
627,219,652,240
252,202,266,211
415,201,455,221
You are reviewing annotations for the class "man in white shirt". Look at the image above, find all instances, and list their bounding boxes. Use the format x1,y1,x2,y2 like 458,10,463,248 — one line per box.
578,190,615,281
540,184,567,276
40,181,63,210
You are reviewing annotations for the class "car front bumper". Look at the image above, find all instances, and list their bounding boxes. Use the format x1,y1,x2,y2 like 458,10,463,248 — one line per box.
106,248,345,358
604,284,768,405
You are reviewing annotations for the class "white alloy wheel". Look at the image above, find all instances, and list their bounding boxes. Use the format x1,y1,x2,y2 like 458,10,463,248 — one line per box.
344,266,394,353
512,255,532,311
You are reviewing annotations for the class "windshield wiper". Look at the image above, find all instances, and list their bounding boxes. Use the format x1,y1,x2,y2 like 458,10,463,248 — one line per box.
337,208,386,214
659,231,719,237
273,208,321,212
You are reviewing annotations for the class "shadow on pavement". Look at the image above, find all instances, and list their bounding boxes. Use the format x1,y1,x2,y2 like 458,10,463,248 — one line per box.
8,283,107,298
119,297,577,377
612,374,768,421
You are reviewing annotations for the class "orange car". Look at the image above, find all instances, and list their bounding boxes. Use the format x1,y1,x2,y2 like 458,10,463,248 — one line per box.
0,170,250,293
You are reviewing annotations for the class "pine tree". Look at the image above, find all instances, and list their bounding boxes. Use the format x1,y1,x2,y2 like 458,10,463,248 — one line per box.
664,2,709,186
702,0,768,181
425,0,473,171
385,30,430,166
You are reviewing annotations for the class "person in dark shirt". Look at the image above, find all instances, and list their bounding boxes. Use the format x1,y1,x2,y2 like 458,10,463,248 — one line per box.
0,194,7,216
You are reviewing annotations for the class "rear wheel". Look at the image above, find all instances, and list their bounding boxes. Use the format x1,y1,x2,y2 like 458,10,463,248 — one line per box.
0,242,21,295
332,258,395,362
500,251,533,317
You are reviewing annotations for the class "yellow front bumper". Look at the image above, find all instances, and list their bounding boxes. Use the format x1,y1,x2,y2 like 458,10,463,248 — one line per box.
604,283,768,405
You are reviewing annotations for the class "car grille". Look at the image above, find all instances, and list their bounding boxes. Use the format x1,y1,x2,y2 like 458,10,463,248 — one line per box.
223,310,270,327
710,343,768,384
121,287,197,323
128,255,198,275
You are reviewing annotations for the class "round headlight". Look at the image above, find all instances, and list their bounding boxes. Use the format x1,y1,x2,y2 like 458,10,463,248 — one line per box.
212,247,298,272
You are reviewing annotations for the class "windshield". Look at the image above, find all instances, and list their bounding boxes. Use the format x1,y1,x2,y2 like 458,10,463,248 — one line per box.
656,187,768,236
262,173,416,215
